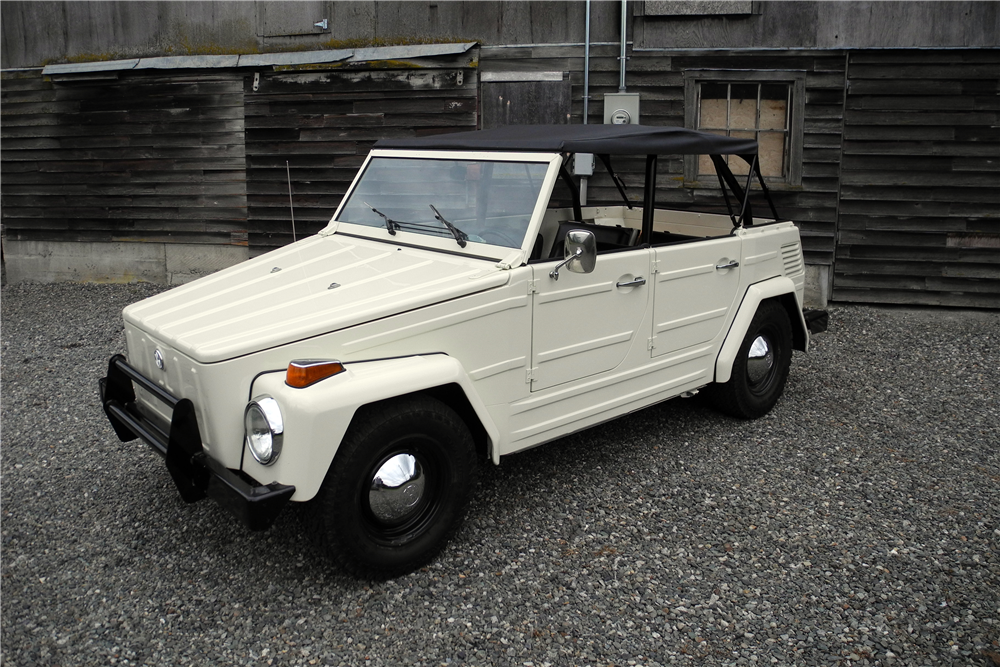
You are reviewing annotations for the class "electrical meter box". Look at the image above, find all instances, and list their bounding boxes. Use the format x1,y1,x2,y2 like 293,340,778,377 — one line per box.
572,153,595,176
603,92,640,125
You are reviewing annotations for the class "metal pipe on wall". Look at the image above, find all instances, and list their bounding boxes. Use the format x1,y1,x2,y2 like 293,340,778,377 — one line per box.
619,0,628,92
583,0,591,124
581,0,592,204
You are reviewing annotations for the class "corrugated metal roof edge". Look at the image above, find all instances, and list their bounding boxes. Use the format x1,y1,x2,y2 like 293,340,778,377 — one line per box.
41,42,478,76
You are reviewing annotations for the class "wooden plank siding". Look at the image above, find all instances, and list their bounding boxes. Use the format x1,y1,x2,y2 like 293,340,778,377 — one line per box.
1,70,248,247
835,49,1000,308
244,53,479,255
480,45,844,265
4,41,995,310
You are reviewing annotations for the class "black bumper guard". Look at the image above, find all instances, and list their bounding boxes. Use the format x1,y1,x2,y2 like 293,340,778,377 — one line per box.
803,309,829,335
99,354,294,531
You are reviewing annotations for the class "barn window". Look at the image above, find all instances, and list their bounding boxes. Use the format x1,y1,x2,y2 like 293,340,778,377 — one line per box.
684,70,805,186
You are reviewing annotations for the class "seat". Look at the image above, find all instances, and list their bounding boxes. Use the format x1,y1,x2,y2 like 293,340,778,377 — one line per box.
548,221,639,258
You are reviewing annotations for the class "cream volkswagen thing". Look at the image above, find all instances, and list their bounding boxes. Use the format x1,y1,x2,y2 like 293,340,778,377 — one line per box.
100,125,827,579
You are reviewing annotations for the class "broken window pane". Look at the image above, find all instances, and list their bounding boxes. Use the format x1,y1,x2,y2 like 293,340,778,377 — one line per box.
696,81,792,182
758,131,787,178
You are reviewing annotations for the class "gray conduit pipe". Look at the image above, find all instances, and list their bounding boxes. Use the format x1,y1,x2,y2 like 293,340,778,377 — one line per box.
581,0,593,204
619,0,628,92
583,0,591,124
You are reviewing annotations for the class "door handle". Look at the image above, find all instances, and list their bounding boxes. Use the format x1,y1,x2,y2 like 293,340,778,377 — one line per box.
616,277,646,288
715,260,739,270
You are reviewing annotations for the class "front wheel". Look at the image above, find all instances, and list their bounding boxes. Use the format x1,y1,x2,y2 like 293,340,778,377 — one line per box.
309,395,477,579
708,301,793,419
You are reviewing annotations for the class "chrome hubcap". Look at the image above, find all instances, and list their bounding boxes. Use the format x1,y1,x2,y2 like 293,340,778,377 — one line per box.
746,334,774,386
369,453,426,524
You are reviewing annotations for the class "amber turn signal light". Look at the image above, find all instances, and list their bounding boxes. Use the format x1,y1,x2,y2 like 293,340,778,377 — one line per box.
286,360,345,388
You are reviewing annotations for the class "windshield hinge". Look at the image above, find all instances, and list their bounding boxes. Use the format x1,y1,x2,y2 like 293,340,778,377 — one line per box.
496,249,524,270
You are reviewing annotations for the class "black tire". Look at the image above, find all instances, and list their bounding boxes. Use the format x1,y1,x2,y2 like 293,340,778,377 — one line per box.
709,301,793,419
309,395,477,579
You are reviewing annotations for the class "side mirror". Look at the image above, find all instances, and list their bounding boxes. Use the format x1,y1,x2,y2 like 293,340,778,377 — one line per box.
549,229,597,280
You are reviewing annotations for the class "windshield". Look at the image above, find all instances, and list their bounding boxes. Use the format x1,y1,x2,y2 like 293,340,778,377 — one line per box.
336,157,550,249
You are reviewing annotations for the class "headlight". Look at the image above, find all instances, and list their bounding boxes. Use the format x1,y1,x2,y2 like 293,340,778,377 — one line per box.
244,397,283,465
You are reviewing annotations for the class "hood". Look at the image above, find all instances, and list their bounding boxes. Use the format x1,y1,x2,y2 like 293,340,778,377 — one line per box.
124,234,509,363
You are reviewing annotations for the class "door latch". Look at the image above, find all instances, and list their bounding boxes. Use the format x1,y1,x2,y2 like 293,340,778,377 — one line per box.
616,276,647,288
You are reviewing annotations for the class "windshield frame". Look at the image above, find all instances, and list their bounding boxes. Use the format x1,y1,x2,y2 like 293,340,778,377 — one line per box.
323,149,563,263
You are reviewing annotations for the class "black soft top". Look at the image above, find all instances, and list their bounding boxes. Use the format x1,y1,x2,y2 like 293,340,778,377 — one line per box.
374,124,757,156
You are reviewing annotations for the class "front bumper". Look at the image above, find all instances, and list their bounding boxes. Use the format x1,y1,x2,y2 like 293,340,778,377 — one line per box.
99,354,294,531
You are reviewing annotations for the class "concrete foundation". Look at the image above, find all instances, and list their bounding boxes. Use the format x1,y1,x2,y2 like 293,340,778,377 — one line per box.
164,244,250,285
804,264,830,309
2,240,248,286
3,238,835,309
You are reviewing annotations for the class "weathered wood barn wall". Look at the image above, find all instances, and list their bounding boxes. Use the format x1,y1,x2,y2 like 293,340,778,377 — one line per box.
480,44,845,270
244,49,479,253
2,1,998,307
0,46,481,278
836,50,1000,307
629,1,999,307
1,69,248,282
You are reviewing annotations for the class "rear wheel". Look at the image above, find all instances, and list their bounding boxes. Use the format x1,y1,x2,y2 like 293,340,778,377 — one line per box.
309,395,477,579
709,301,792,419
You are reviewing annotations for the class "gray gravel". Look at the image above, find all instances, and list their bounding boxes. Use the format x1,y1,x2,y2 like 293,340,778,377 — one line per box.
2,281,998,667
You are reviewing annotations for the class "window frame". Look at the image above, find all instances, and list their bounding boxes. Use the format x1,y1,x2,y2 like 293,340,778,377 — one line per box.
683,69,806,187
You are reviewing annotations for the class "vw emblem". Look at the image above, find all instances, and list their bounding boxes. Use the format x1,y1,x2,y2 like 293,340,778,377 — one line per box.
154,349,165,370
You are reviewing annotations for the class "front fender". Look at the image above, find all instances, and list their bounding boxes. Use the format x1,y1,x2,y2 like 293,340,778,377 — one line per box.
715,277,809,384
242,355,499,502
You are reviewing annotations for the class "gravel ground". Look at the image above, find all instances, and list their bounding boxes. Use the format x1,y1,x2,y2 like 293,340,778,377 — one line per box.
2,281,998,667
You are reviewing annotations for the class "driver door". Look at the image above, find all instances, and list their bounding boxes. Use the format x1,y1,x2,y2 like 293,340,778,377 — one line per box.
529,248,652,392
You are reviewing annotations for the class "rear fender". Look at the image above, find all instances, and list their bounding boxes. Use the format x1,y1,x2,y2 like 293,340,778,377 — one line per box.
243,355,499,502
715,277,809,384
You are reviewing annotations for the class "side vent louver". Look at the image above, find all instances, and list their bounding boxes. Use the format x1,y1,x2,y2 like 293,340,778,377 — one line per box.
781,243,803,276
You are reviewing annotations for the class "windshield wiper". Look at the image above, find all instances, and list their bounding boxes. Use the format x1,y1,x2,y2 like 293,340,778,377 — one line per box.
363,201,468,247
364,201,398,235
429,204,468,248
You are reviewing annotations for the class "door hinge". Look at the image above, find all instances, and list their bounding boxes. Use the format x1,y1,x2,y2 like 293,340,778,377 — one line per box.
528,280,539,294
647,337,655,351
651,259,660,275
526,368,535,384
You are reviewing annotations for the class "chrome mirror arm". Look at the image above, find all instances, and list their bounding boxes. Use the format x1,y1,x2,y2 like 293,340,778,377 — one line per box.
549,247,583,281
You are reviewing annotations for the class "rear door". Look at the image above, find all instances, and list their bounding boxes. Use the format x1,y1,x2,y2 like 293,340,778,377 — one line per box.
649,236,742,367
